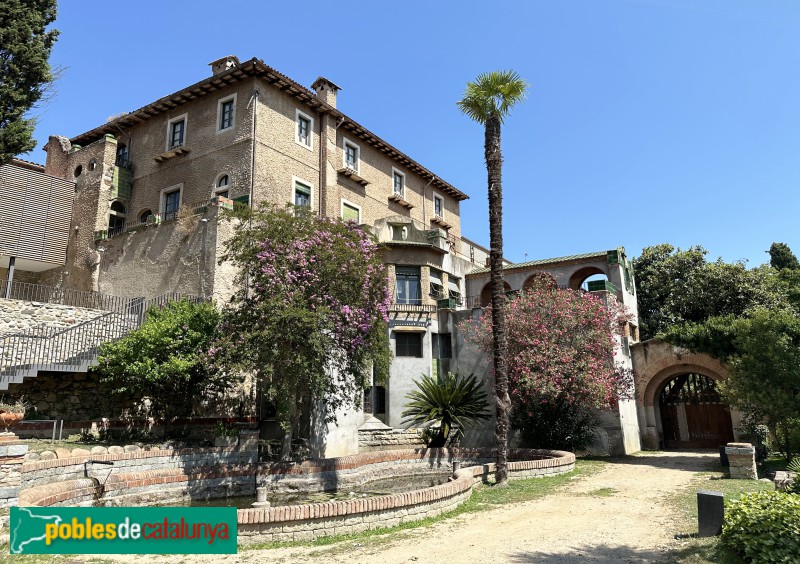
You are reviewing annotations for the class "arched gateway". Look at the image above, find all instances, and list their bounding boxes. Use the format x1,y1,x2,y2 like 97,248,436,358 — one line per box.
631,340,741,450
658,373,734,448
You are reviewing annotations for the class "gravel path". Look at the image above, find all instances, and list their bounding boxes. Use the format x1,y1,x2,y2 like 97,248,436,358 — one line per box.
98,450,716,564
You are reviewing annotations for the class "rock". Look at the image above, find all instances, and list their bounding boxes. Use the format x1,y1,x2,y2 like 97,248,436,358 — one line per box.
39,450,56,460
25,452,41,461
90,446,108,455
71,448,91,457
54,447,73,459
123,445,140,453
108,446,124,455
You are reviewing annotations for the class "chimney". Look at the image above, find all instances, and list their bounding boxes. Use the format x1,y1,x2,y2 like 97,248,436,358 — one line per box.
209,55,240,76
311,77,341,109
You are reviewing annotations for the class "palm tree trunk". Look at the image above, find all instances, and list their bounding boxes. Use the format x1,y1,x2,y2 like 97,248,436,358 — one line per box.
485,114,511,486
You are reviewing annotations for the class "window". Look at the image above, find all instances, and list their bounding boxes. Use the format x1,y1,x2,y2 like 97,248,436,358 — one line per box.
392,168,405,198
116,143,129,167
343,138,360,171
429,269,445,299
341,200,360,223
395,333,423,357
433,193,444,217
215,174,230,199
294,179,311,208
218,95,236,131
88,159,97,172
396,266,421,305
139,209,153,224
167,115,187,149
160,185,182,221
432,333,452,359
448,278,462,303
296,110,313,149
108,201,126,236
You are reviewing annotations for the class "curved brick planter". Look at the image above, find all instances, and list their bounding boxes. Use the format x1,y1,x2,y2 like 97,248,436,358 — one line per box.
16,447,575,544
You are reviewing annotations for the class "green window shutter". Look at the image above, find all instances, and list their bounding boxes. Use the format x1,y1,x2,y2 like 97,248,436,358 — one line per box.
342,203,360,222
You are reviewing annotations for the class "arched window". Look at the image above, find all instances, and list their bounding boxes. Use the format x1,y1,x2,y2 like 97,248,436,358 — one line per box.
139,209,153,224
108,201,127,236
214,174,230,199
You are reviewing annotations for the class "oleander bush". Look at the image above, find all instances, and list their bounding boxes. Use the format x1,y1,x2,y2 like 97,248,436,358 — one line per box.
720,491,800,563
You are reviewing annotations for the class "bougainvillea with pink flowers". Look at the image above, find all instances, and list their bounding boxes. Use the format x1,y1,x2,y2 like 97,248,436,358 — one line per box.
461,275,633,450
210,204,391,457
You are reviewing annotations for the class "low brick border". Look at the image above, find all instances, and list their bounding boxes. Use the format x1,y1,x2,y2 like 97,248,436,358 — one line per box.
15,447,575,544
238,448,575,543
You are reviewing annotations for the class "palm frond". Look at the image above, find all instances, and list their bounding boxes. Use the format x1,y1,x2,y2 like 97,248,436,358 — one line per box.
457,70,529,124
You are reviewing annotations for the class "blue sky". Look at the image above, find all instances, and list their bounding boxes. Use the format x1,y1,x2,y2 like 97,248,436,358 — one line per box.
22,0,800,266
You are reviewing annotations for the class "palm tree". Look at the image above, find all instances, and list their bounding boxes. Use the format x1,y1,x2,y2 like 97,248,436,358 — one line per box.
458,70,527,485
402,373,491,448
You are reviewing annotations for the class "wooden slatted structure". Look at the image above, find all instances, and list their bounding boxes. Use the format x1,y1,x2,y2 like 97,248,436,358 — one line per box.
0,163,75,271
659,373,734,449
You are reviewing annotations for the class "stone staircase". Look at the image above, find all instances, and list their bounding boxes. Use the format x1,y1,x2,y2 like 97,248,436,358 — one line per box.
0,291,202,390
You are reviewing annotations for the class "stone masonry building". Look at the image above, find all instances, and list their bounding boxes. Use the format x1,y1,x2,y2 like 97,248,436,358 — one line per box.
0,55,691,457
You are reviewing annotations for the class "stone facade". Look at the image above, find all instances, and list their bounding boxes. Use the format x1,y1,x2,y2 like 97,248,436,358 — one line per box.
358,428,425,452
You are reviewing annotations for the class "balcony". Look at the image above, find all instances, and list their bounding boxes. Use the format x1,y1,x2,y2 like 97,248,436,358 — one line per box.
337,167,369,186
388,303,436,314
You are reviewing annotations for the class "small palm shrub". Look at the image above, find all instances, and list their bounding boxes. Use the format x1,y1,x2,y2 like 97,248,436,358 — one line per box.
720,491,800,563
402,373,491,448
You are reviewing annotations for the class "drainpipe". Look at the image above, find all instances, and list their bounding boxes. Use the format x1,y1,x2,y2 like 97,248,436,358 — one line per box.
248,86,260,206
422,176,435,225
318,112,326,218
4,256,15,298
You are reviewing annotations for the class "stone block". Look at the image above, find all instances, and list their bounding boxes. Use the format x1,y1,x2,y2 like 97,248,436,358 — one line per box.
123,445,140,453
90,446,108,455
108,446,124,454
71,448,91,458
54,448,72,459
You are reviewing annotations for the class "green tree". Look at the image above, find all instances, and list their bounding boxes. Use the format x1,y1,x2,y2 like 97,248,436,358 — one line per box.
634,244,780,340
210,205,391,459
401,373,491,448
93,300,223,435
0,0,59,164
458,70,527,485
769,242,800,271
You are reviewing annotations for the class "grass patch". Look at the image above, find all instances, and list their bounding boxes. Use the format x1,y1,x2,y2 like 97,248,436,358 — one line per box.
241,458,604,553
588,487,617,497
660,464,774,564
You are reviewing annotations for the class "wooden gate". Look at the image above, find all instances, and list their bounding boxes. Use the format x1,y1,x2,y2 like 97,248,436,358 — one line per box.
659,373,734,449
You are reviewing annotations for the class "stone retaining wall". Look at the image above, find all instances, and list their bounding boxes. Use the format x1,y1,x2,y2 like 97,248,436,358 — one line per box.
0,299,107,336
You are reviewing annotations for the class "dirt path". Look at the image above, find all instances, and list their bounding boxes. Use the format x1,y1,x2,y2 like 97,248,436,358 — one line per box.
99,450,716,564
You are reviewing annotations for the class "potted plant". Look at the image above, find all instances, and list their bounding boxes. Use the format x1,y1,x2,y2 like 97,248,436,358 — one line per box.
0,397,28,433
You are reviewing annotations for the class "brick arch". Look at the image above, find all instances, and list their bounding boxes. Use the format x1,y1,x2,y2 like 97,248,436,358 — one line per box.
568,266,607,290
641,361,727,407
522,272,557,292
480,281,512,307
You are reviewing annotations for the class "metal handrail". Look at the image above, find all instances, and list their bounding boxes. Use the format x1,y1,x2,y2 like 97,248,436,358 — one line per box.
0,280,140,313
0,292,205,377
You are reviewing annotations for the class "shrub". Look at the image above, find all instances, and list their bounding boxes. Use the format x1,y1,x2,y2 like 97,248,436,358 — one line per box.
720,491,800,563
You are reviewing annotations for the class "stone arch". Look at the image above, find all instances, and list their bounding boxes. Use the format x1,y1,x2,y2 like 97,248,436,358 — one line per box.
479,281,512,307
568,266,607,291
